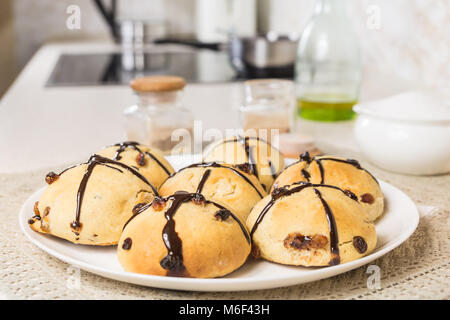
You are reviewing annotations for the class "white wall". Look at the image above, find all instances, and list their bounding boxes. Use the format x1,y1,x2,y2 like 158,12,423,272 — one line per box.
12,0,196,68
261,0,449,93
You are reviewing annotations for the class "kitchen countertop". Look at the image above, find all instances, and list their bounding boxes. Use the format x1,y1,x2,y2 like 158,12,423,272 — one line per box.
0,42,245,173
0,41,418,174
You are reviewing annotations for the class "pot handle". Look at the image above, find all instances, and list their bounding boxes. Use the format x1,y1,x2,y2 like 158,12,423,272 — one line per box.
153,38,222,51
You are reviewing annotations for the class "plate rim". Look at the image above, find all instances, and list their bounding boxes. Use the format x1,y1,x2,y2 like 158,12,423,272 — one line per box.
19,180,419,292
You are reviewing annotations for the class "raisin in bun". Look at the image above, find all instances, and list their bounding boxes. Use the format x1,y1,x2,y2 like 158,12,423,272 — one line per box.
272,152,384,222
118,192,251,278
28,155,157,245
247,183,377,266
202,136,285,192
159,162,266,222
96,141,174,189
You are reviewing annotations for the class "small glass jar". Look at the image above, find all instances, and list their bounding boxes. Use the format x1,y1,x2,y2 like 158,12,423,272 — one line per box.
123,76,194,154
240,79,295,141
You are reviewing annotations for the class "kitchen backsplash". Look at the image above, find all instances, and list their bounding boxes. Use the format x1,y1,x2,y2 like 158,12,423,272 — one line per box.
12,0,197,67
9,0,450,94
262,0,449,96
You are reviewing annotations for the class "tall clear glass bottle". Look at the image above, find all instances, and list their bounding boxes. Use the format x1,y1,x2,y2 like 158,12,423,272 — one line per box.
295,0,361,121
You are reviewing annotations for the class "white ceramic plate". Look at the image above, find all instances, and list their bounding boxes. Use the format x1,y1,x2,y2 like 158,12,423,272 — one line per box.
19,156,419,292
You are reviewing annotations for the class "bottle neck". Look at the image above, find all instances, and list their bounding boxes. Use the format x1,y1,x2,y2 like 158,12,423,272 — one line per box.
314,0,347,15
136,91,182,108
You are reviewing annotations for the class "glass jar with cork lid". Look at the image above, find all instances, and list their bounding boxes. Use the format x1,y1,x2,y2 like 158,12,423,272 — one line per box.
123,76,194,154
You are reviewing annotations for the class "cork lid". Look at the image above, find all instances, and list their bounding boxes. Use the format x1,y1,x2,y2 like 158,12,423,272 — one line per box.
130,76,186,92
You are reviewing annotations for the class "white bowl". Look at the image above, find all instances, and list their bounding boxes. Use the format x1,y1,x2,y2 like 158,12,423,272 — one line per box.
353,92,450,175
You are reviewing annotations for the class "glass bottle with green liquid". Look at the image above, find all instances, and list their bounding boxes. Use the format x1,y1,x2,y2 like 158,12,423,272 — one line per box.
295,0,361,121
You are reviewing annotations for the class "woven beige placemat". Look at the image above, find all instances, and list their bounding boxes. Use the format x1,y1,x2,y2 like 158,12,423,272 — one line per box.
0,156,449,300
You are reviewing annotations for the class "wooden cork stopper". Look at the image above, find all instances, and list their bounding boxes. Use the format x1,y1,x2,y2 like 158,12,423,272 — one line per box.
130,76,186,92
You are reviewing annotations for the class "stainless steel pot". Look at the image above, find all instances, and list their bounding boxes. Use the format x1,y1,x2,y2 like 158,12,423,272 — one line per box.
155,32,299,78
228,32,300,78
93,1,299,78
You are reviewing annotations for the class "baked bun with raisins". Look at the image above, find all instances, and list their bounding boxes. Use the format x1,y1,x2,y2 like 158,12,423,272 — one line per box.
272,152,384,222
202,136,284,192
247,183,377,266
118,192,251,278
97,141,174,189
28,154,157,245
159,162,266,222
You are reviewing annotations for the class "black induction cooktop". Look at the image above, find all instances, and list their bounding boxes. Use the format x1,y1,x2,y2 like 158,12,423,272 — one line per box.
46,50,240,86
46,49,294,87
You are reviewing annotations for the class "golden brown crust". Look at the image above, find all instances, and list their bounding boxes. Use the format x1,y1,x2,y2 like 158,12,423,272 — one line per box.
159,164,266,222
272,155,384,222
29,162,156,245
246,184,377,266
97,144,174,189
118,197,251,278
203,136,285,191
